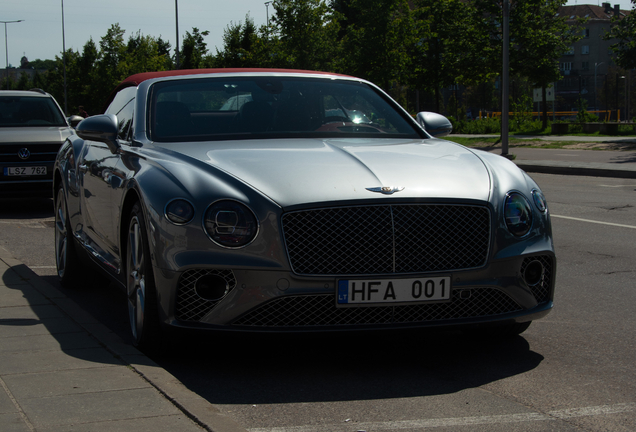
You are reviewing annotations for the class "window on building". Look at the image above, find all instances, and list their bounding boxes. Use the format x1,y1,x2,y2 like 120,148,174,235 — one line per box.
582,45,590,55
560,62,572,71
565,46,575,55
583,28,590,38
582,61,590,71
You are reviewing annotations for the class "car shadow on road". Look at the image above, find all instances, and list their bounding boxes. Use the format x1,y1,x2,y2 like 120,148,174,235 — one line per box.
154,327,544,405
610,152,636,164
0,263,126,367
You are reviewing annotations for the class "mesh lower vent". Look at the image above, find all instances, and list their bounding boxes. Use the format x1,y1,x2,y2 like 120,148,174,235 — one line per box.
175,269,237,322
232,288,523,328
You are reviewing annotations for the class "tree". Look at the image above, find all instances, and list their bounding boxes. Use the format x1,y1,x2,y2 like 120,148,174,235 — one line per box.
93,24,127,105
512,0,583,128
336,0,414,91
271,0,341,71
605,0,636,69
25,59,57,70
411,0,491,112
179,28,210,69
213,16,276,68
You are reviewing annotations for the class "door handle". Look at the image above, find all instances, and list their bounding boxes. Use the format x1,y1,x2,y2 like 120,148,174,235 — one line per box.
78,164,88,173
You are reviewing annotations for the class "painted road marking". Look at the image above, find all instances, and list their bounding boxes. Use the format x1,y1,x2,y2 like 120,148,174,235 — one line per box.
551,214,636,229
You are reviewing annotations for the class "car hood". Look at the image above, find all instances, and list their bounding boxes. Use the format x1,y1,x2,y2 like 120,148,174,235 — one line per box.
173,138,492,208
0,127,73,143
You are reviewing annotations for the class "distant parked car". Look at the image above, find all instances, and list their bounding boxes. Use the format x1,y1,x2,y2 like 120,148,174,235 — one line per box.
53,68,555,351
0,89,73,197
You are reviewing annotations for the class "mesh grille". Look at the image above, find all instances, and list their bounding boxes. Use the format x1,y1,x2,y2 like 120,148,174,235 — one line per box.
521,255,553,303
282,204,490,275
175,269,237,322
232,288,523,328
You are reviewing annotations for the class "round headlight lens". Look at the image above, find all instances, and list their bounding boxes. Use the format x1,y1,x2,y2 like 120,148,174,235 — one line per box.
504,192,533,237
531,189,547,212
165,199,195,225
204,200,258,248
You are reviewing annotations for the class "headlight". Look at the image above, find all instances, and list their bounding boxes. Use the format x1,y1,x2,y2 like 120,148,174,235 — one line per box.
532,189,547,212
203,200,258,248
504,192,532,237
165,199,195,225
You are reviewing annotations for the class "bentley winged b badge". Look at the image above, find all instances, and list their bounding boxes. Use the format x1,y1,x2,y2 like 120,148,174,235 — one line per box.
366,186,405,195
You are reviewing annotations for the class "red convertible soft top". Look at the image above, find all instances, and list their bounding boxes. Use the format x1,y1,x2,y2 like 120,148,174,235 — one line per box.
102,68,349,113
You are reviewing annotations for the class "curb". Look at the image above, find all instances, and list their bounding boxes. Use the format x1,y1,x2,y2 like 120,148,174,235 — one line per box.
515,161,636,179
0,246,248,432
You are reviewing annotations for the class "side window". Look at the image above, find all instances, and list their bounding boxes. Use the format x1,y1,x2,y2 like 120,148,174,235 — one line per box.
105,87,137,115
104,87,137,141
116,99,134,141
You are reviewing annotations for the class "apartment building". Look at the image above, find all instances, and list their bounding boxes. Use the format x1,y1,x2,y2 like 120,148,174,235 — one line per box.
557,3,630,113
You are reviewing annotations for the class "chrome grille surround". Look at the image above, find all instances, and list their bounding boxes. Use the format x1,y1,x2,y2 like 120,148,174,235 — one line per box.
175,269,237,322
282,204,491,275
232,288,523,328
521,255,554,304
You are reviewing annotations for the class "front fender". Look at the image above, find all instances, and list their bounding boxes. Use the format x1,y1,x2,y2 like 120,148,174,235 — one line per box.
54,135,88,234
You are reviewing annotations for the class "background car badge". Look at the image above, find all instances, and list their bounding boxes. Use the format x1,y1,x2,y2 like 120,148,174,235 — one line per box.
18,148,31,160
366,186,405,195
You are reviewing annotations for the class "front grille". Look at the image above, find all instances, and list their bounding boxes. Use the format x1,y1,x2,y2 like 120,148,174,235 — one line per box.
175,269,237,322
0,143,60,164
282,204,491,275
521,255,554,303
232,288,523,328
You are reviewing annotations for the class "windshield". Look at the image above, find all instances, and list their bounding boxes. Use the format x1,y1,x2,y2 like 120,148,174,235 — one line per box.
0,95,67,127
149,76,422,142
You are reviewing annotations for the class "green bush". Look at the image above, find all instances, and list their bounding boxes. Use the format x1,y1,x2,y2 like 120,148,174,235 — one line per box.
450,117,501,134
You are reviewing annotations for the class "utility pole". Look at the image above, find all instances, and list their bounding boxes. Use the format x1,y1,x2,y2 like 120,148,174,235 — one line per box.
501,0,510,157
61,0,68,115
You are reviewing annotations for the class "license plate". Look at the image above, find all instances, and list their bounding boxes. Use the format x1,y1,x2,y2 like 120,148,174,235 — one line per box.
4,166,47,176
337,276,451,306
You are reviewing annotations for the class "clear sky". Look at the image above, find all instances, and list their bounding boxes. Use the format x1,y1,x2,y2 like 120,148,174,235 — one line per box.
2,0,634,68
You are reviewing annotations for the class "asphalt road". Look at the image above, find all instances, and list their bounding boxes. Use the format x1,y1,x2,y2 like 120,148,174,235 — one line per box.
1,172,635,432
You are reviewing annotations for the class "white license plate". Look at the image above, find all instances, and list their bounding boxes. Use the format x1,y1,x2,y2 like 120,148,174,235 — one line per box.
337,276,451,306
4,166,47,176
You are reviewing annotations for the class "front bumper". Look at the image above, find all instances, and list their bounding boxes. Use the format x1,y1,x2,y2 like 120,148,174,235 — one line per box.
154,252,556,332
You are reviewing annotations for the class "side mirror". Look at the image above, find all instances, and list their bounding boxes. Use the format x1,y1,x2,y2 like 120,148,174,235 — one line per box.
67,115,84,128
76,114,120,154
416,112,453,138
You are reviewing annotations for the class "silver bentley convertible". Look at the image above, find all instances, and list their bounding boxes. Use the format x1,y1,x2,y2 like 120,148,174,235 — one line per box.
53,69,555,350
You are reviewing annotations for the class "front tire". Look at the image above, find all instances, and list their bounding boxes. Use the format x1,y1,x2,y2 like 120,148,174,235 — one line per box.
126,202,162,352
54,185,82,287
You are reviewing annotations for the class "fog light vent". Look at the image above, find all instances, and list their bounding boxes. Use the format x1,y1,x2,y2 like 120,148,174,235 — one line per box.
195,274,230,301
523,260,544,286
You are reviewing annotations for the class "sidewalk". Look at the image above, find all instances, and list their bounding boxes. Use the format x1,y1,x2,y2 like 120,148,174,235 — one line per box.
453,134,636,178
0,247,248,432
1,141,635,431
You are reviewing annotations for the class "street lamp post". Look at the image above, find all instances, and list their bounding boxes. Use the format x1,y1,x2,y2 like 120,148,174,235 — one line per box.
175,0,180,69
265,1,271,38
1,19,24,90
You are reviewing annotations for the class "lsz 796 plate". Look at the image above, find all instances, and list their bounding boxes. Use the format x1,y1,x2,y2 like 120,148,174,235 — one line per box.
337,276,451,306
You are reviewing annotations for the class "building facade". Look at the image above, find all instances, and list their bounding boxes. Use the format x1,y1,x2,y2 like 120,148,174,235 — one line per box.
557,3,630,118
